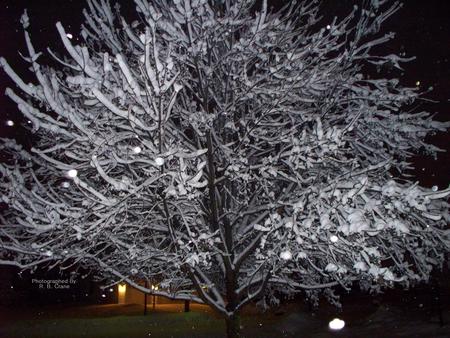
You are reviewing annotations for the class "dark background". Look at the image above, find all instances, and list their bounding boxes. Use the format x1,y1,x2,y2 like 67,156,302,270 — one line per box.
0,0,448,305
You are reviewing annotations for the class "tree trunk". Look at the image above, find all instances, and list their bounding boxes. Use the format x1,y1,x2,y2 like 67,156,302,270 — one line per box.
144,281,148,315
225,314,241,338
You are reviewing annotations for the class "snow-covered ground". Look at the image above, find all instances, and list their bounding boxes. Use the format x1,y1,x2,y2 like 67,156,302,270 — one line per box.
0,287,448,338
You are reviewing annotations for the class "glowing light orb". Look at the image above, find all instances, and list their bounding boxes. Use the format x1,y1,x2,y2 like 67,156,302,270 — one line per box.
67,169,78,178
329,318,345,330
280,250,292,260
432,185,438,191
154,157,165,166
62,181,70,188
326,25,331,30
133,146,142,154
415,80,421,86
66,33,73,39
6,120,14,126
330,235,338,243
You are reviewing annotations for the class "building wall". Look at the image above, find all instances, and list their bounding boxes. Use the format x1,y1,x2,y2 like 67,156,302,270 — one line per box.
119,283,184,305
125,285,145,304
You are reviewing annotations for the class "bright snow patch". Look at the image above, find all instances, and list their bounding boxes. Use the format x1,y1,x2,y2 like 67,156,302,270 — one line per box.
329,318,345,330
44,250,53,257
174,83,183,92
325,263,338,272
353,261,368,272
67,169,78,178
280,250,292,260
432,185,438,191
62,181,70,188
20,10,29,28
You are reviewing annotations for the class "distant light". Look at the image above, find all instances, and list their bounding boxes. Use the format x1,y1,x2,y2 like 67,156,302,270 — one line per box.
154,157,165,166
133,146,142,154
329,318,345,330
415,80,421,86
67,169,78,178
10,285,14,289
109,288,114,292
6,120,14,126
66,33,73,39
326,25,331,30
27,120,32,124
432,185,438,191
62,181,70,188
280,250,292,260
330,235,338,243
118,284,126,294
101,294,106,298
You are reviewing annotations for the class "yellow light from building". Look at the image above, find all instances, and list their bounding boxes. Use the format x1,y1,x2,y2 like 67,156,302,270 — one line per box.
118,284,126,294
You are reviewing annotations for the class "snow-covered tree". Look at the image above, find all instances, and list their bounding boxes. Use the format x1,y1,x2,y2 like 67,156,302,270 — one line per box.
1,0,449,337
